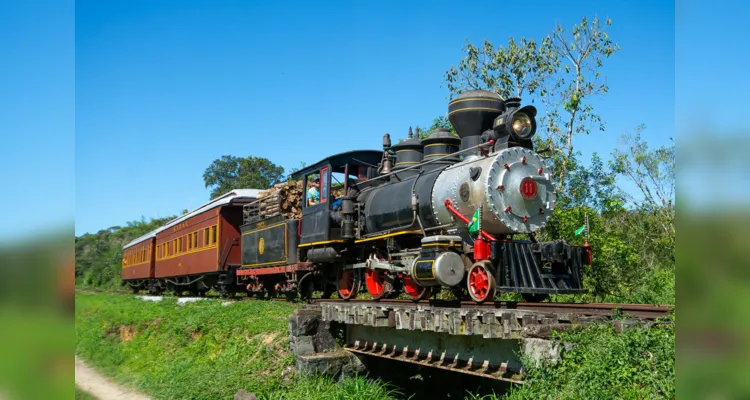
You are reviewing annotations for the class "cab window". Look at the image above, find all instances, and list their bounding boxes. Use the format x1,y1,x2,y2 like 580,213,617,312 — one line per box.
305,173,320,207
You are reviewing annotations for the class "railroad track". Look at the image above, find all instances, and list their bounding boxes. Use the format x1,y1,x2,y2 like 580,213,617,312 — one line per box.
78,288,672,319
309,298,673,320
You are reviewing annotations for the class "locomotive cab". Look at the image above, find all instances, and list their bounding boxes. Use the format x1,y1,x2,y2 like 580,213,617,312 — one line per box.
291,150,383,246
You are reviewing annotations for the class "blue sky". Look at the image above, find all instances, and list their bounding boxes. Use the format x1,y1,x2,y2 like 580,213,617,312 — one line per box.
0,0,74,240
71,0,676,236
2,0,699,239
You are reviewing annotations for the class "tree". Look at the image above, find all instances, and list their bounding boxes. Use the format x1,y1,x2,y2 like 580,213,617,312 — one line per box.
287,161,308,181
202,155,285,199
75,216,176,288
611,125,675,251
416,116,457,140
443,15,619,193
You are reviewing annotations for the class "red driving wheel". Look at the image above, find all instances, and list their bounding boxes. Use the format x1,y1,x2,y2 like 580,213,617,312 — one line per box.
365,269,388,300
402,275,431,302
337,268,359,300
467,261,497,304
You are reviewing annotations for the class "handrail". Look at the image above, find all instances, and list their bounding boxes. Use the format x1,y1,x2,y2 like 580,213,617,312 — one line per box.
444,199,497,241
355,140,496,188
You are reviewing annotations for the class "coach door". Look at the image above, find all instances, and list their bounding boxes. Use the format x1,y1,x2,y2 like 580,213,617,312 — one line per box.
300,165,331,244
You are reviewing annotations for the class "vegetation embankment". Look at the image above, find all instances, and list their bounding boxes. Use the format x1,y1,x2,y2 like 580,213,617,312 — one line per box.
75,291,400,400
495,318,675,399
76,290,674,400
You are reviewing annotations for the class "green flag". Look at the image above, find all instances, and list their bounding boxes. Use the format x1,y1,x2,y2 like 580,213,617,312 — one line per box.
468,209,480,237
575,225,586,236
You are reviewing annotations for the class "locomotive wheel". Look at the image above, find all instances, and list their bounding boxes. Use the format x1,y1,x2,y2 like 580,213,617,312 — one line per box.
467,261,496,304
337,268,359,300
365,269,391,301
522,293,549,303
402,275,431,302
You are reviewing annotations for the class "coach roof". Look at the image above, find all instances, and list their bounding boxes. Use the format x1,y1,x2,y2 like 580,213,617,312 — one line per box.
122,189,263,249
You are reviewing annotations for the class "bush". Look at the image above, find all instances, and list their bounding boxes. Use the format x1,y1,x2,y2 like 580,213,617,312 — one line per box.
502,320,675,400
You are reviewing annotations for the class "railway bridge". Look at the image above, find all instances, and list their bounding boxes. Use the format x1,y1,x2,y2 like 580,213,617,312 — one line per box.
287,299,672,384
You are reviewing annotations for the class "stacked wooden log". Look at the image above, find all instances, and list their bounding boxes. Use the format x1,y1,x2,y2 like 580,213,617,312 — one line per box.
243,181,304,223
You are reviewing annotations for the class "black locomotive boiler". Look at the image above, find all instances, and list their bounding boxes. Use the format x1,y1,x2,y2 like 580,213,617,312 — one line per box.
234,90,590,303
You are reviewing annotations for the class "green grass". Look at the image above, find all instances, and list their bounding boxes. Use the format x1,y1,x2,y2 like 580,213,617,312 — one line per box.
76,290,674,399
473,317,675,400
75,291,399,399
76,387,97,399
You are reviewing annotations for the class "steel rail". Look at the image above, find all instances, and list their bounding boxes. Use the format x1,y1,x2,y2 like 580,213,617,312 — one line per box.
103,289,672,319
311,298,673,319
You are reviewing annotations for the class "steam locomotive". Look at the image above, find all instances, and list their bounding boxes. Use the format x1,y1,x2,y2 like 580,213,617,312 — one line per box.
122,90,589,303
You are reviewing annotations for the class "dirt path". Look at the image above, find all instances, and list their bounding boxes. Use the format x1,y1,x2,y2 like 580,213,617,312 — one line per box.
75,356,151,400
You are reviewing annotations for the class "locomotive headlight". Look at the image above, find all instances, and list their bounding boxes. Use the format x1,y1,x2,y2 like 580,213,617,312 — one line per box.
511,113,533,138
493,104,537,141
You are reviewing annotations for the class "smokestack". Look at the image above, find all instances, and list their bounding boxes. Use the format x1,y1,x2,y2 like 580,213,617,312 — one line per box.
448,90,504,154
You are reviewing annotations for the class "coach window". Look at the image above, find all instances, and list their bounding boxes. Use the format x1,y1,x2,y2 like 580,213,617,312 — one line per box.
193,232,198,249
210,225,217,245
204,228,209,246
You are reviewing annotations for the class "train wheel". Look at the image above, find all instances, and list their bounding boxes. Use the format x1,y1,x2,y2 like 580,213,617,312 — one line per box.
467,262,496,304
259,281,277,300
522,293,549,303
337,269,359,300
365,269,390,300
285,290,299,302
300,278,314,302
218,284,236,299
402,275,431,302
169,284,182,297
